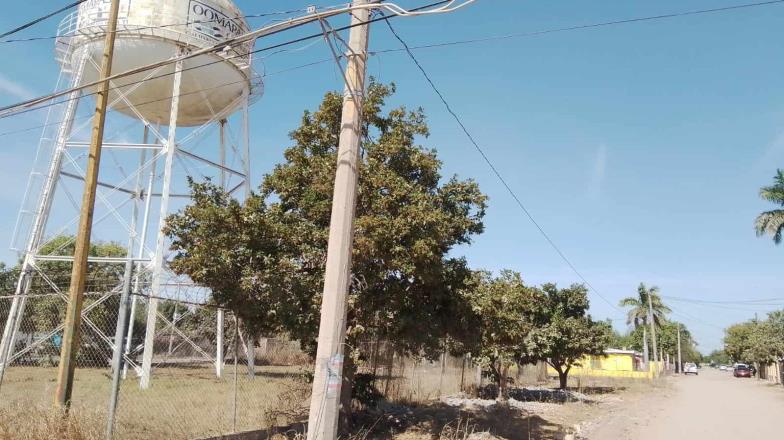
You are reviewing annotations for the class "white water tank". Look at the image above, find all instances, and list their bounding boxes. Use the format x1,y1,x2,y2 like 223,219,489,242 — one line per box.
57,0,259,126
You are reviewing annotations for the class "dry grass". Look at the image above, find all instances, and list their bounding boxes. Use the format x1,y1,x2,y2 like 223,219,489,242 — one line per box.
0,404,103,440
0,360,657,440
0,365,308,440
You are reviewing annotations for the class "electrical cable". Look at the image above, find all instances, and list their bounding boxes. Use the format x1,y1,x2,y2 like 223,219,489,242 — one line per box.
670,308,726,331
0,0,86,39
0,8,314,44
0,0,457,119
662,295,784,305
5,0,781,120
382,17,624,314
371,0,784,56
0,55,337,139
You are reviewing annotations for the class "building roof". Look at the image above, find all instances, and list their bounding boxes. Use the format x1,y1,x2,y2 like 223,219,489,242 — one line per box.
605,348,640,356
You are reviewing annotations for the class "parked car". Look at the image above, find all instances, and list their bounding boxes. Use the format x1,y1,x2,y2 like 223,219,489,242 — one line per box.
719,365,728,371
684,362,698,375
734,364,752,378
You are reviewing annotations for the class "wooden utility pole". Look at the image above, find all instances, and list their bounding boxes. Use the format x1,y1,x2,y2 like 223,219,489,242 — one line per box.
306,2,370,439
54,0,121,408
647,293,659,365
677,322,682,374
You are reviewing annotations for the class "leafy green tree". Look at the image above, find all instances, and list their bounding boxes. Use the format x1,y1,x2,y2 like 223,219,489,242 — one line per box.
765,310,784,359
464,270,539,400
0,236,126,364
24,236,126,337
724,321,755,362
707,349,731,365
723,319,777,368
165,82,487,417
628,321,700,364
522,284,612,389
755,169,784,244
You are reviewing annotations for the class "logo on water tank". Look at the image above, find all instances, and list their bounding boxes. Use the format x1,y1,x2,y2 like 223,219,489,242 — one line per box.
188,0,247,42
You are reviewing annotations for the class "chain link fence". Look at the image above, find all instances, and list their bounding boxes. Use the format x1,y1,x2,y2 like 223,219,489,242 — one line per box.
1,273,548,439
0,269,311,440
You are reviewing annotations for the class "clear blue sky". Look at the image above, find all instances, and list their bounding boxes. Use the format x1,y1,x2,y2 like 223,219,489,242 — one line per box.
1,0,783,352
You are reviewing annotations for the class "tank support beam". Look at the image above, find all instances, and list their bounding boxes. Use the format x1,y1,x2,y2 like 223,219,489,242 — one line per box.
0,51,88,387
139,49,184,390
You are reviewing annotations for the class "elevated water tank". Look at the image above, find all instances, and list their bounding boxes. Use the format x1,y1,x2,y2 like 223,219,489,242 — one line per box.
57,0,260,126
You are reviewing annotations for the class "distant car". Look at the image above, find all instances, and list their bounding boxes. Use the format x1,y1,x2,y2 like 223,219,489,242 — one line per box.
684,362,698,375
734,364,752,378
719,365,728,371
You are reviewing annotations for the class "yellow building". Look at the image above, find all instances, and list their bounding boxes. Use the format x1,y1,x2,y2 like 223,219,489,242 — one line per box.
547,349,664,379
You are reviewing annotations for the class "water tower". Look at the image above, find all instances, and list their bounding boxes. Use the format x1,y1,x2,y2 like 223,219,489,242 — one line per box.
0,0,261,388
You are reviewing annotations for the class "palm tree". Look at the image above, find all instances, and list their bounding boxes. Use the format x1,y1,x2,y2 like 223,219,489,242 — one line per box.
619,283,671,330
619,283,671,364
755,169,784,244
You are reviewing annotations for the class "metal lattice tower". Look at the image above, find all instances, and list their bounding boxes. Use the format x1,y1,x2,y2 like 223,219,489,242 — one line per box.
0,0,260,389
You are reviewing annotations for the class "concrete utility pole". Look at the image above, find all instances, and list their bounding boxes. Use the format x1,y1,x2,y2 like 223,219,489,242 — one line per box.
54,0,121,408
306,2,370,439
677,322,682,374
647,293,659,364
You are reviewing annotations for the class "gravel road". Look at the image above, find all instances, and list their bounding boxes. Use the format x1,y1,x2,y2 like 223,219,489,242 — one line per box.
588,368,784,439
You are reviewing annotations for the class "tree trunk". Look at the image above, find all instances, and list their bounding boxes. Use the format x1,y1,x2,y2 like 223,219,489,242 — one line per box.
537,361,548,383
338,354,356,434
488,361,502,400
557,370,568,390
497,363,509,402
552,363,572,390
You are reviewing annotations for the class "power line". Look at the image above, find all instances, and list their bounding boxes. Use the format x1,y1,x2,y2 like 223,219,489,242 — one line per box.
662,294,784,305
0,8,315,44
0,0,454,119
0,56,337,139
0,0,86,39
372,0,784,55
382,17,624,314
670,308,726,332
2,0,782,119
4,0,778,119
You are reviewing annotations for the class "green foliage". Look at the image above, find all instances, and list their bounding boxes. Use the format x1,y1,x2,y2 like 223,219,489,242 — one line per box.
755,169,784,244
463,270,539,398
0,263,18,292
622,321,701,363
707,349,731,365
618,283,671,329
521,284,612,389
724,316,782,366
165,82,487,365
22,236,126,336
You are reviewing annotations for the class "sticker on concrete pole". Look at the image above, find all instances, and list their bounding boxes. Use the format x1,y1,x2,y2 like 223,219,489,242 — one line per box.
326,353,344,398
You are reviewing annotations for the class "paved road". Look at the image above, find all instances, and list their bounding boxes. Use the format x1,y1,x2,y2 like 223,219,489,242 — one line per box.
589,368,784,439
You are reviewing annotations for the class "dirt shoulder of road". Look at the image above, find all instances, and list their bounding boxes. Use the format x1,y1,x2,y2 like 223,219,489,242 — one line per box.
343,380,667,440
584,369,784,440
578,378,673,439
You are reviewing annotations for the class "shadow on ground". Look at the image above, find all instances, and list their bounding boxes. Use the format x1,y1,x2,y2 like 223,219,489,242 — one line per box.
350,403,569,439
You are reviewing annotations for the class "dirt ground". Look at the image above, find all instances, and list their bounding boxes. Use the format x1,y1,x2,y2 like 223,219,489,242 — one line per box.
585,368,784,439
341,379,656,440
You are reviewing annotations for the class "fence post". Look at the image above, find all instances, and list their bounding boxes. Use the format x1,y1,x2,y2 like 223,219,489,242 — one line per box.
216,309,224,378
438,351,446,398
460,356,466,392
106,261,134,439
233,315,239,433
